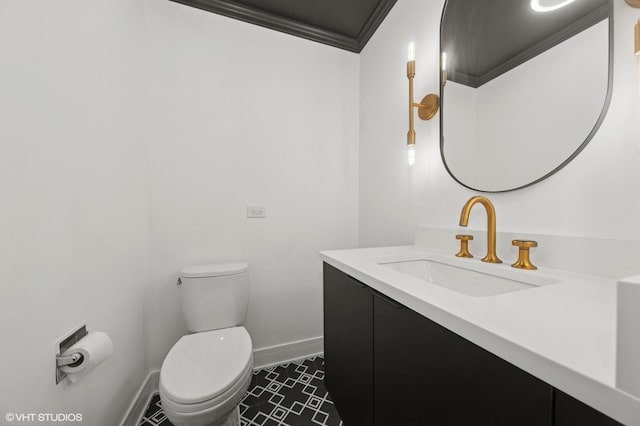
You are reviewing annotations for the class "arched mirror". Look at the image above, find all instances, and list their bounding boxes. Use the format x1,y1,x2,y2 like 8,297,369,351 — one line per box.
440,0,613,192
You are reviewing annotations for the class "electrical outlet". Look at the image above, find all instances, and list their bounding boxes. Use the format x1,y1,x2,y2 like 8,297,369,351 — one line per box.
247,206,266,218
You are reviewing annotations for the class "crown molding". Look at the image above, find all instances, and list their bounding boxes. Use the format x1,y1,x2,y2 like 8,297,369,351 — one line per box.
449,3,608,88
169,0,396,53
356,0,397,51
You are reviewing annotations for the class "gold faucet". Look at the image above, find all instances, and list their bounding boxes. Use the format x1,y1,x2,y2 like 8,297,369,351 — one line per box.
458,196,502,263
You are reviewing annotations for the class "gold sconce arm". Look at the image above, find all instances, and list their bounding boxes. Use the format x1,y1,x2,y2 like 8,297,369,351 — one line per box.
635,18,639,56
624,2,640,95
414,94,440,120
407,60,440,140
407,60,417,147
625,2,640,54
405,43,440,166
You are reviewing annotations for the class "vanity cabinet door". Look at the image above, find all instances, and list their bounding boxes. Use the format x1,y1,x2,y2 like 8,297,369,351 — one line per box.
323,263,374,425
373,292,553,426
555,390,622,426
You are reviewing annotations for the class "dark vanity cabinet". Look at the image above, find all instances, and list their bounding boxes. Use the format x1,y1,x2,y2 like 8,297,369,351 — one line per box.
373,291,552,426
555,390,623,426
323,263,624,426
323,263,374,425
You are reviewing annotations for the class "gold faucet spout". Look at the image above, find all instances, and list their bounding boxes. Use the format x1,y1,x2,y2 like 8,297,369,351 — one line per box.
458,196,502,263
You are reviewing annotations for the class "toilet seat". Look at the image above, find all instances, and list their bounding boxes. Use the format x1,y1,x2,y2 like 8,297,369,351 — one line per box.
160,327,253,406
160,359,252,415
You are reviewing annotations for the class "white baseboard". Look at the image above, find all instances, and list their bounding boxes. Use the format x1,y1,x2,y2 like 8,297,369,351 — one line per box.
120,370,160,426
253,336,324,370
120,336,324,425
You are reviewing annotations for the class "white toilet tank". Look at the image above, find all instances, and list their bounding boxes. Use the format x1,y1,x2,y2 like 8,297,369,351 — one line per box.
179,262,249,333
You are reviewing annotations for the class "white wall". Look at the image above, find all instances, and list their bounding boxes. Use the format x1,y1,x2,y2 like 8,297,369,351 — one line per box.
141,1,359,370
0,0,358,419
360,0,640,247
0,1,149,425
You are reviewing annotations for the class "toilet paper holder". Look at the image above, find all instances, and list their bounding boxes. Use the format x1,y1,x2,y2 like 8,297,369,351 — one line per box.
56,353,83,367
55,324,88,384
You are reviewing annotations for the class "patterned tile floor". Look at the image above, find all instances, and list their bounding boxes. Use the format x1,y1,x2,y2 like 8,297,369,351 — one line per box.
139,357,343,426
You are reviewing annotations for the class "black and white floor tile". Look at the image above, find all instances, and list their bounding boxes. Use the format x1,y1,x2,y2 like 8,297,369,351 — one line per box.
139,396,170,426
139,356,343,426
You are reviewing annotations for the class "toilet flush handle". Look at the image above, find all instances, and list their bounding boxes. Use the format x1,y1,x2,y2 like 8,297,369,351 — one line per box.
176,277,182,286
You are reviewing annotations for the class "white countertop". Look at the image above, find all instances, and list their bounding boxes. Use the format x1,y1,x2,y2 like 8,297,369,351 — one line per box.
320,245,640,426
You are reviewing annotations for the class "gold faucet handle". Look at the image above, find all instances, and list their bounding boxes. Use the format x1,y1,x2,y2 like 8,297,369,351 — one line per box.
511,240,538,270
455,234,474,258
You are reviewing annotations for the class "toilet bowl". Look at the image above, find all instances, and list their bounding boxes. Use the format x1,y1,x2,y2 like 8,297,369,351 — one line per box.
160,327,253,426
159,262,253,426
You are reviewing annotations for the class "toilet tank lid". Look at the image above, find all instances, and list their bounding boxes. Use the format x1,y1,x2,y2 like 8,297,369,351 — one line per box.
181,262,248,278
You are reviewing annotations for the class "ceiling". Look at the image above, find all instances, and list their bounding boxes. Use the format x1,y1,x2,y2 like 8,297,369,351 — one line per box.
442,0,609,88
169,0,398,53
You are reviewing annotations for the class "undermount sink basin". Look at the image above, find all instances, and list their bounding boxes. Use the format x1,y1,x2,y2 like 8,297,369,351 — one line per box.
379,259,559,297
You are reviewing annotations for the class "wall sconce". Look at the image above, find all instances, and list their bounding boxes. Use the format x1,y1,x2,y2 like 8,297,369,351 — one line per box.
626,1,640,95
406,42,440,166
626,1,640,55
635,18,639,56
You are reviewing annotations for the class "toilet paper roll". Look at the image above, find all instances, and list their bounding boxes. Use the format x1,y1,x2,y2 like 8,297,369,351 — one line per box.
60,331,113,383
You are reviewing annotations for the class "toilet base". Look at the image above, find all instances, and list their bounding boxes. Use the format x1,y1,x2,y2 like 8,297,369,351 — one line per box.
213,407,239,426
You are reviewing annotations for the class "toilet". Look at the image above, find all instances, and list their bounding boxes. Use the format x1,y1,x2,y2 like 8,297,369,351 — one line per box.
160,262,253,426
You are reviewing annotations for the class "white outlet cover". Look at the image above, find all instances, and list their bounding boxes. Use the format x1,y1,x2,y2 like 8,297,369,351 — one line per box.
247,206,266,218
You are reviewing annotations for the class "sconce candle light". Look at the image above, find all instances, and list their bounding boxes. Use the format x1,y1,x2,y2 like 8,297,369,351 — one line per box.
406,42,440,166
442,52,447,85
